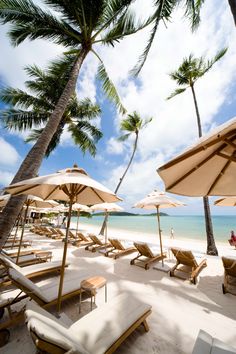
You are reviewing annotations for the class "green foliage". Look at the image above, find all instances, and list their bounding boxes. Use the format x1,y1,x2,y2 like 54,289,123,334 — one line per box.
167,48,227,99
0,56,102,157
118,111,152,141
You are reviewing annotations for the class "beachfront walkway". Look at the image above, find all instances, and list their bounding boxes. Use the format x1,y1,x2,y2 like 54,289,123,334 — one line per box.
2,227,236,354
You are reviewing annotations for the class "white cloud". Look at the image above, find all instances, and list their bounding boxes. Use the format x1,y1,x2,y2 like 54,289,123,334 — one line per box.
0,137,20,166
0,170,14,186
106,137,124,155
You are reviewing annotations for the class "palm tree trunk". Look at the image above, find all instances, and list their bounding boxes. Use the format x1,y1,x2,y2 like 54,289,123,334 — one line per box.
99,132,139,235
0,48,89,250
190,85,218,255
228,0,236,25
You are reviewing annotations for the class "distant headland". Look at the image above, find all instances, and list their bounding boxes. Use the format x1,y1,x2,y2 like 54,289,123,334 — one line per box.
93,211,169,216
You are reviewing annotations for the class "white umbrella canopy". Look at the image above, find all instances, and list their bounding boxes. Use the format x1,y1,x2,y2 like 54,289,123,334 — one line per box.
5,165,121,312
90,203,124,242
134,190,185,267
214,196,236,206
6,166,121,204
157,117,236,196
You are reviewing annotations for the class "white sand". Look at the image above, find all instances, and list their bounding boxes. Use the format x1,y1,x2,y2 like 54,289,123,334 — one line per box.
2,222,236,354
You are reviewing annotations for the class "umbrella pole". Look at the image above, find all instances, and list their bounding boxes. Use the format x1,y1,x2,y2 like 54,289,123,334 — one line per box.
76,211,80,235
11,212,21,249
156,206,164,267
57,197,73,313
16,203,29,264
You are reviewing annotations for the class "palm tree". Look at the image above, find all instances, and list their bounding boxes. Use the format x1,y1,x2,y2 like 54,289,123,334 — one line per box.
132,0,205,76
228,0,236,25
1,57,102,157
100,111,152,234
167,49,227,255
0,0,150,248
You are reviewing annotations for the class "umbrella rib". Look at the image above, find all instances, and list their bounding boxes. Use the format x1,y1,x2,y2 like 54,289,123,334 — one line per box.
7,184,41,195
158,130,236,171
207,157,232,195
166,142,229,190
90,187,107,203
43,186,59,200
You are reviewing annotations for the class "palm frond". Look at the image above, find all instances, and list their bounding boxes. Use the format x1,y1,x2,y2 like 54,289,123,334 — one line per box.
0,0,82,46
202,48,228,76
100,8,151,45
96,59,126,115
68,124,99,156
2,109,49,130
183,0,205,30
167,87,187,100
117,132,130,141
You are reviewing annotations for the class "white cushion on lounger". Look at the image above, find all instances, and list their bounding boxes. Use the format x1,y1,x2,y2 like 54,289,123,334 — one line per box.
25,301,88,354
8,269,49,302
0,254,21,271
25,293,151,354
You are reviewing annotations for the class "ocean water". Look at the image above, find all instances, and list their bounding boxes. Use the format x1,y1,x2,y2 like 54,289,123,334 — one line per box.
72,215,236,242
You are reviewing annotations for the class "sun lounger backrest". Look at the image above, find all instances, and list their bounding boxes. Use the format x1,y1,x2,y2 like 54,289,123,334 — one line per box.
222,257,236,276
171,248,197,268
134,242,154,258
8,269,49,304
90,234,102,245
109,239,124,250
25,301,89,354
0,254,21,272
78,232,89,241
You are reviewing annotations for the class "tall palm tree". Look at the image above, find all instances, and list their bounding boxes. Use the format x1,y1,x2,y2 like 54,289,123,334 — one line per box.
100,111,152,234
1,57,102,157
0,0,150,248
132,0,205,76
167,49,227,255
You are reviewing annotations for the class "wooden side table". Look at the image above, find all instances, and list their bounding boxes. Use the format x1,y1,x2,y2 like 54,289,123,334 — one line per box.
79,276,107,313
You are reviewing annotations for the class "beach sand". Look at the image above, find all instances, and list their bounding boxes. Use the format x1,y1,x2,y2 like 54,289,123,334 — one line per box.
2,222,236,354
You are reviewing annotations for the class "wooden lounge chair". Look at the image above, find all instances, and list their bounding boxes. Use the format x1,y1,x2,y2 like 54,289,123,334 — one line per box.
130,242,166,270
0,267,91,346
222,256,236,295
50,228,65,239
170,247,207,284
3,240,32,249
0,254,69,286
105,239,136,259
72,232,94,247
1,248,52,262
85,234,112,252
25,293,151,354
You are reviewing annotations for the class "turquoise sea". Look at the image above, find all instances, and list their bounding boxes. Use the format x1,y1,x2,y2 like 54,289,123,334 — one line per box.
72,215,236,242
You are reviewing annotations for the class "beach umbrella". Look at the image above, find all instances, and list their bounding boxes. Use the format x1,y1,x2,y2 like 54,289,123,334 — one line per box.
90,203,124,243
72,203,90,235
133,190,185,268
15,196,59,263
157,117,236,196
5,164,121,312
214,196,236,206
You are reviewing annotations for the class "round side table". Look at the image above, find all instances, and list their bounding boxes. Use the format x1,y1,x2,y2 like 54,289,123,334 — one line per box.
79,276,107,313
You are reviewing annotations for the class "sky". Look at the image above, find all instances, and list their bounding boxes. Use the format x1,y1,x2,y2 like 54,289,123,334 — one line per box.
0,0,236,215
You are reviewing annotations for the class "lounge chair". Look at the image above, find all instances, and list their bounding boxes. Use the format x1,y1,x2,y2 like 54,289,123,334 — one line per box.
1,248,52,263
3,240,32,249
192,329,236,354
25,293,151,354
50,228,65,239
85,234,112,252
170,247,207,284
0,254,69,286
0,267,91,346
222,256,236,295
130,242,166,270
105,239,136,259
72,232,94,247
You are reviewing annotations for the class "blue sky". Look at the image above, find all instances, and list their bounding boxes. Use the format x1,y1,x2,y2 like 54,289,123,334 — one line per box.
0,0,236,215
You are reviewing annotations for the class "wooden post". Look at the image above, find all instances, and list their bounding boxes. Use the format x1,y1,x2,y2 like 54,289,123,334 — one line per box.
16,203,29,264
57,195,73,313
156,206,164,267
76,210,80,235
